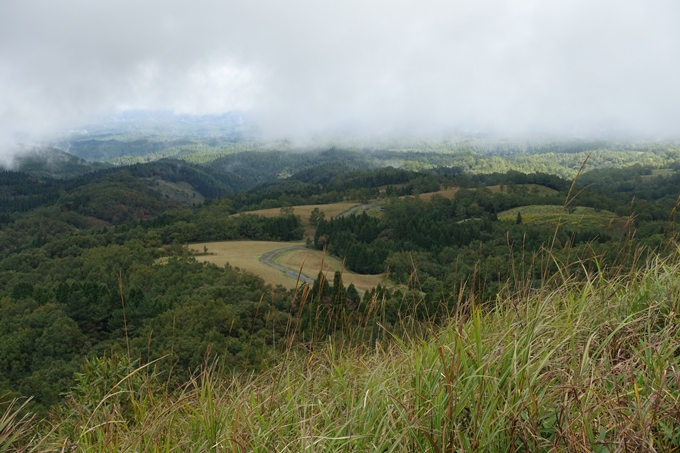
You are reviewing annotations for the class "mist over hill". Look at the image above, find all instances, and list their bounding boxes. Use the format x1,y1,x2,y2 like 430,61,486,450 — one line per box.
63,110,257,139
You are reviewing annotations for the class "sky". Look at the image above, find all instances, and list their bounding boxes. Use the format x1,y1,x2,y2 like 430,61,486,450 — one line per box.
1,0,679,160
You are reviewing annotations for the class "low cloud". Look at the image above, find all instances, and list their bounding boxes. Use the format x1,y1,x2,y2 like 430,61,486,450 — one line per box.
1,0,679,161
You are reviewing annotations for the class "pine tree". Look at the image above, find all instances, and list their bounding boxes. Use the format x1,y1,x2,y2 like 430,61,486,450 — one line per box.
346,283,360,310
332,271,346,306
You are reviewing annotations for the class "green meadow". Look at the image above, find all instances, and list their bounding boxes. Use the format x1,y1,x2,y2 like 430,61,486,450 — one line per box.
498,205,622,229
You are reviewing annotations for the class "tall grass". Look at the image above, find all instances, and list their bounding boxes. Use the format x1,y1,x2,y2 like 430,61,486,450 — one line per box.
0,399,34,452
18,251,680,452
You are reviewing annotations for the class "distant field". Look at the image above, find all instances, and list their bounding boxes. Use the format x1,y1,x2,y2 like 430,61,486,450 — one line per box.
234,202,360,225
270,248,385,293
398,184,555,202
398,187,459,201
417,187,459,200
188,240,384,292
189,241,305,288
497,205,622,229
234,184,557,224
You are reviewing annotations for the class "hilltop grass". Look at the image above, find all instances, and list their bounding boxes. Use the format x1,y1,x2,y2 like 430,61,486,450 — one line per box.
498,205,622,229
20,251,680,452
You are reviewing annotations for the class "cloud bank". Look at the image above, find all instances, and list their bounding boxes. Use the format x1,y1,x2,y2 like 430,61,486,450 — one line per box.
1,0,679,159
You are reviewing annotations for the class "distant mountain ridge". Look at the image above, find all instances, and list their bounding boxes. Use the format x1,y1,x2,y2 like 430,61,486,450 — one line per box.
67,110,257,138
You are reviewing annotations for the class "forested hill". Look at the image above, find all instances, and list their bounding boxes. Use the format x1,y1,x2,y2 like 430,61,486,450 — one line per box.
13,142,680,197
1,145,680,417
14,148,111,180
3,158,247,215
41,134,680,180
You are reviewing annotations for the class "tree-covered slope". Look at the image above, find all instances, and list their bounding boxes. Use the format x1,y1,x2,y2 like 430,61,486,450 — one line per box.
12,255,680,451
0,153,678,421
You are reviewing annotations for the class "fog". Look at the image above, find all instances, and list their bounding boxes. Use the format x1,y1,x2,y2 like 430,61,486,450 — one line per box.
1,0,679,162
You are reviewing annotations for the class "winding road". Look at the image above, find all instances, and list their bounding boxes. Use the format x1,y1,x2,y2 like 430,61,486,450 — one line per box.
260,245,314,285
337,201,378,218
258,202,380,286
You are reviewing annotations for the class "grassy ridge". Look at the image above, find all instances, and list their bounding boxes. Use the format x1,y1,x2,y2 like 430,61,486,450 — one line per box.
16,253,680,451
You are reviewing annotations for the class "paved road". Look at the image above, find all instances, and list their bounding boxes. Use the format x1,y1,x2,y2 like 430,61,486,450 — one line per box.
260,245,314,285
259,202,378,286
337,202,378,218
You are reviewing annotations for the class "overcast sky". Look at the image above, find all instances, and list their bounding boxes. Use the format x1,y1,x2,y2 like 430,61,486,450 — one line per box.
1,0,679,157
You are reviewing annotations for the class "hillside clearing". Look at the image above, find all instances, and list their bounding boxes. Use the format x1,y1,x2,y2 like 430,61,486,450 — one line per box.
402,187,459,200
188,241,384,292
497,205,621,229
233,202,360,225
398,183,556,202
188,241,306,288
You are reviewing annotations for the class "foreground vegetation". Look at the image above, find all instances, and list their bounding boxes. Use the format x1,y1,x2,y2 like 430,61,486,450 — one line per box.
5,253,678,451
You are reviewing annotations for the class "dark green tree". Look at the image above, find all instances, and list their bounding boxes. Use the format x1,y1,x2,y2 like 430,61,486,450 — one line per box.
309,207,325,226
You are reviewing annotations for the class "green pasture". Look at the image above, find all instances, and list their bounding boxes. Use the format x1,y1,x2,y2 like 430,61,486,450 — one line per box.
498,204,622,229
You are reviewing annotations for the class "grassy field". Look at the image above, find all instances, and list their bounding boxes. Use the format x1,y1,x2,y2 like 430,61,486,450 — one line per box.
497,205,622,229
270,247,385,293
188,241,306,288
413,187,459,201
399,184,556,202
232,184,556,225
188,240,384,292
234,202,359,225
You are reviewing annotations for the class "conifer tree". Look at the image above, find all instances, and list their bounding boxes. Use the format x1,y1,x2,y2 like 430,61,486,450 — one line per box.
332,271,346,305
